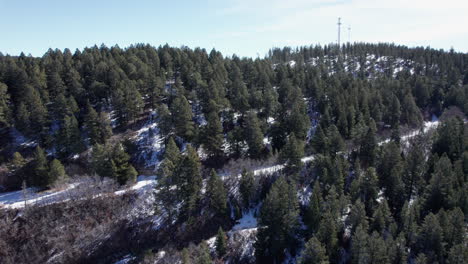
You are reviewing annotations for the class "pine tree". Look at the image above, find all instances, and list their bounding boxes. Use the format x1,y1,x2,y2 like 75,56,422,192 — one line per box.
16,102,30,133
378,142,405,212
0,82,11,127
351,224,369,264
84,103,112,145
317,209,338,262
348,199,369,235
155,138,181,221
112,143,137,185
311,125,329,154
245,111,264,159
164,137,181,164
424,154,455,212
279,133,304,175
388,94,401,128
229,78,250,113
181,248,190,264
57,115,84,157
288,101,310,140
447,244,468,264
85,103,101,145
299,237,329,264
179,145,202,217
11,152,26,170
327,125,344,156
371,198,394,235
156,104,173,138
207,169,227,216
171,94,195,141
48,159,68,186
32,146,49,188
367,232,391,264
404,143,425,201
215,227,227,257
91,143,115,178
352,167,379,216
197,241,212,264
202,111,224,160
417,213,444,262
239,169,255,209
255,176,299,263
305,181,322,233
359,119,377,167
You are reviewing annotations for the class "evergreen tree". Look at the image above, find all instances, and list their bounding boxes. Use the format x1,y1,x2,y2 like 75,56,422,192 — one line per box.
32,146,49,188
245,111,265,159
48,158,68,186
255,176,299,263
0,82,11,127
11,152,26,170
202,111,224,160
91,143,115,178
56,114,84,157
112,143,137,185
317,209,338,262
156,104,173,138
197,241,212,264
207,169,227,216
388,94,401,128
311,125,329,154
378,142,405,212
351,224,369,264
299,237,329,264
215,227,227,257
432,117,464,162
371,198,394,235
179,145,202,217
327,125,345,156
239,169,255,209
279,133,304,175
359,119,377,167
171,94,195,141
305,181,322,233
447,244,468,264
16,102,30,133
424,154,455,212
155,138,181,221
404,143,425,201
85,103,112,145
417,213,444,262
164,137,181,165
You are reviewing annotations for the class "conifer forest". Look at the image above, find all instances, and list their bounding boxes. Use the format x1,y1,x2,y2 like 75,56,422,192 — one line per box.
0,43,467,264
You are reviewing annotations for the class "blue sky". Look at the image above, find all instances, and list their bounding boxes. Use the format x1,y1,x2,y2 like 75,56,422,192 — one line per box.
1,0,467,58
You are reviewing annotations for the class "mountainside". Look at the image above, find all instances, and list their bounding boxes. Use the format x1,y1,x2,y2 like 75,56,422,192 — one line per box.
0,43,467,264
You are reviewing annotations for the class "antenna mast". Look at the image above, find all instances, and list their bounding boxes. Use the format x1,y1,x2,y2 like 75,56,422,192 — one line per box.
337,17,342,47
348,25,351,43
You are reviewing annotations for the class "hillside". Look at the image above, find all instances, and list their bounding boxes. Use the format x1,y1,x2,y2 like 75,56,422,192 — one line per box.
0,43,467,264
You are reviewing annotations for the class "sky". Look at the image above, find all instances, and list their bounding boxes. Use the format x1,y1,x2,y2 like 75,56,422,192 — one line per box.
0,0,467,58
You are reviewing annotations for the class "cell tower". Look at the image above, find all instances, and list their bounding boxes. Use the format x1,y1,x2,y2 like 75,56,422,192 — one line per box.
337,17,342,47
348,25,351,43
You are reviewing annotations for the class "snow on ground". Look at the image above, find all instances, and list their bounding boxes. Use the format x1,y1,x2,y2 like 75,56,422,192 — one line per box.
298,184,313,206
0,183,80,209
134,110,164,169
379,120,439,146
0,176,157,210
10,128,37,148
114,175,157,195
232,206,259,231
113,255,136,264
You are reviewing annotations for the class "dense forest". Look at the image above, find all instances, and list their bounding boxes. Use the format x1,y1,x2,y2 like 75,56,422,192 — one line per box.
0,43,467,264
